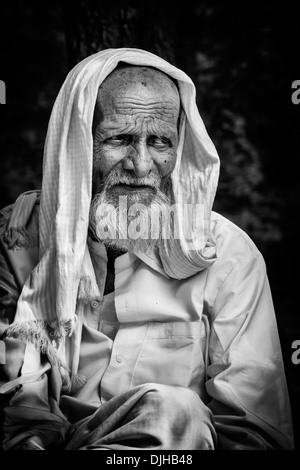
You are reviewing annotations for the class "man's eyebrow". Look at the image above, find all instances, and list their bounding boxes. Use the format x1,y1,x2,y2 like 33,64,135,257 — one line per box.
100,129,178,139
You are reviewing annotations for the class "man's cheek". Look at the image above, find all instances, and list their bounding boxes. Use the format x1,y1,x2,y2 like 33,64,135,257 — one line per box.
160,150,177,176
99,149,126,175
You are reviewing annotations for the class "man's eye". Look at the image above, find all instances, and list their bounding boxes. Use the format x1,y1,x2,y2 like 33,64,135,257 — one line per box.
148,136,171,148
105,135,131,145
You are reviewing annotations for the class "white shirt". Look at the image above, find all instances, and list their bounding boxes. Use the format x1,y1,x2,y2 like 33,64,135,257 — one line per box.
76,239,208,405
63,212,293,449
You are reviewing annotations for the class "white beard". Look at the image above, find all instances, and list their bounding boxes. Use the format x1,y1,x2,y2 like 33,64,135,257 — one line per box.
89,167,171,253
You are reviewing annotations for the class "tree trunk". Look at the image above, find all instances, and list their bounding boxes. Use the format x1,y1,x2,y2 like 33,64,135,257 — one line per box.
60,0,182,68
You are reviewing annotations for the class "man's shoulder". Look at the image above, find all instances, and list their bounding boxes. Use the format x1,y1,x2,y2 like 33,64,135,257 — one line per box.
0,190,40,248
210,210,264,266
204,212,267,314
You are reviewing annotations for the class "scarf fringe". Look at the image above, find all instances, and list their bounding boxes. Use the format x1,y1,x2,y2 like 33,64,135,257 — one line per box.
48,318,78,339
78,275,101,303
3,226,31,250
3,320,56,360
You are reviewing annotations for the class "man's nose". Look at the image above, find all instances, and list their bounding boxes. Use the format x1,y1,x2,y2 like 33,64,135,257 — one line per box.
122,143,153,178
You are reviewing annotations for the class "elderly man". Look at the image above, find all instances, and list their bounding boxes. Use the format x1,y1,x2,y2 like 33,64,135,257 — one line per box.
0,48,294,450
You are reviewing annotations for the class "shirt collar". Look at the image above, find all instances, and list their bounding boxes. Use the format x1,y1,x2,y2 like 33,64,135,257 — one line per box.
87,237,169,278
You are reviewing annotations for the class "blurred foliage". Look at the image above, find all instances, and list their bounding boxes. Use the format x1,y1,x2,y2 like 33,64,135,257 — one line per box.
61,0,179,66
0,1,68,206
172,2,300,254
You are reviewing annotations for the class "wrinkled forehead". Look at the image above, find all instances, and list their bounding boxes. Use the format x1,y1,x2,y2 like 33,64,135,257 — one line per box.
94,64,181,126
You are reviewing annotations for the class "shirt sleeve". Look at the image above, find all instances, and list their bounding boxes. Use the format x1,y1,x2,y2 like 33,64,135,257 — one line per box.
206,248,294,450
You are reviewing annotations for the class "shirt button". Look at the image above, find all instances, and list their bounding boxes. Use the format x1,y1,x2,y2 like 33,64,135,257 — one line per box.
91,300,100,309
115,354,123,363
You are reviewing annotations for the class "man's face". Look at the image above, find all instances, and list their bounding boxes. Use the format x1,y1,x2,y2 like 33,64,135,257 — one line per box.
90,66,181,252
92,66,181,196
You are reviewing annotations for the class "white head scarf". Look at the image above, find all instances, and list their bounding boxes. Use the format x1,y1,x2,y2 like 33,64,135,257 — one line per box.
7,48,220,387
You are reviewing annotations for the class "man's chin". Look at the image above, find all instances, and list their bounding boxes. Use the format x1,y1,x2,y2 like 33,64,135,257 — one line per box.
89,183,171,254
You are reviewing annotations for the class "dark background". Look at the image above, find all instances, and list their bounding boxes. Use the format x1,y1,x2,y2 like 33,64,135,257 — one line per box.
0,0,299,449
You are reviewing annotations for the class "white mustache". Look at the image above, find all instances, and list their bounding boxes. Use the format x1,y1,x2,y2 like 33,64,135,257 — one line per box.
105,167,161,190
